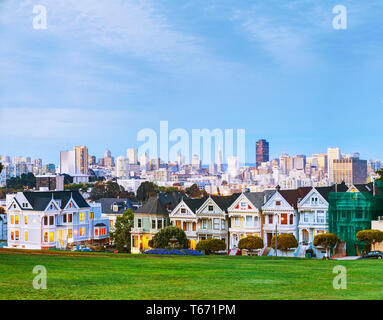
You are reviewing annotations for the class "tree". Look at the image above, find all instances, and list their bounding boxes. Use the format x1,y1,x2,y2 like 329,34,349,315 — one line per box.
186,184,202,198
356,230,383,252
313,233,338,259
136,181,157,202
6,173,36,189
377,169,383,181
0,207,5,215
104,181,123,198
109,209,134,252
152,226,188,249
238,236,264,254
271,233,298,256
0,162,3,174
89,182,106,201
196,238,226,254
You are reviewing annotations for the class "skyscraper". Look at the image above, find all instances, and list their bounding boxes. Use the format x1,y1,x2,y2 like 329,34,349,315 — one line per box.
126,148,138,165
73,146,88,175
328,147,341,183
332,156,367,185
256,139,269,167
216,144,223,173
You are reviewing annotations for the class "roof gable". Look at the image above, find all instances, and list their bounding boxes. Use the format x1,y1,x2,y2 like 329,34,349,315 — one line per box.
262,191,294,211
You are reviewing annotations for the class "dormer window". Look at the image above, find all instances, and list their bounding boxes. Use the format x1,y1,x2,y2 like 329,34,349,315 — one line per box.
208,205,214,211
311,197,318,205
240,202,246,209
276,201,281,206
181,208,186,214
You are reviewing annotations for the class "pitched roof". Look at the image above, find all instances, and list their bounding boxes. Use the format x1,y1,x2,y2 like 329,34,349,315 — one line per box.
315,182,348,201
183,197,209,213
22,191,89,211
135,196,170,215
279,187,312,209
244,190,276,210
96,198,134,214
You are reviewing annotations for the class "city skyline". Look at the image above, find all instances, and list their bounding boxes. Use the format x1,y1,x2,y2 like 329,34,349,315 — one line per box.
1,1,383,162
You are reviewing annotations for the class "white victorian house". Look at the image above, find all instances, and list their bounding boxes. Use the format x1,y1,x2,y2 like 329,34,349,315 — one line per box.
262,186,311,248
228,192,272,249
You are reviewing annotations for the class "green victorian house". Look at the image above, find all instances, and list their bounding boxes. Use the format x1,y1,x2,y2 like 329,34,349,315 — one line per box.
131,192,182,253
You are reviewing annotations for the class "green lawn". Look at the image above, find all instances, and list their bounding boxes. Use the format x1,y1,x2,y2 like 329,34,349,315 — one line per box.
0,250,382,300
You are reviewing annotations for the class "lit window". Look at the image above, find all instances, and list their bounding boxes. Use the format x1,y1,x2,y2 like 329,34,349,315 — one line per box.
79,213,85,221
80,227,85,237
68,229,73,239
15,215,19,225
15,231,20,240
281,214,288,225
25,231,28,241
68,214,72,223
44,232,48,242
49,232,54,242
89,212,94,219
10,215,14,224
95,228,99,236
24,216,28,225
11,231,14,240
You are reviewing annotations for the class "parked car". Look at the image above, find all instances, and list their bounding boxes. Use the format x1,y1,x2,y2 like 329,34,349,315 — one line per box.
359,251,383,259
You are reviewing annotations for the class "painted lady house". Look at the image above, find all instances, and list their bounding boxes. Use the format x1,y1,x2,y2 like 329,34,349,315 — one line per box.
131,192,182,253
228,191,274,249
6,191,110,250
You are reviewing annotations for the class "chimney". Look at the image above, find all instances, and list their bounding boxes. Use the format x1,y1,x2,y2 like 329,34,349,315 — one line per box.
276,185,281,192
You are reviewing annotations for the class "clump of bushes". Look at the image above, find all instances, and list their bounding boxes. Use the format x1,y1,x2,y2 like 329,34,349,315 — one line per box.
144,248,203,256
196,238,226,255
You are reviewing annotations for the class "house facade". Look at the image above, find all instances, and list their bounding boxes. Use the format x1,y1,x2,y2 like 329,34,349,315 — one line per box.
0,199,7,243
228,192,273,249
131,192,182,253
262,187,311,247
6,191,110,250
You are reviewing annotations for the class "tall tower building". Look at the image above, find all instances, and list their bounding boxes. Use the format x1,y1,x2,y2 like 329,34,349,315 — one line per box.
59,150,77,175
256,139,269,167
216,144,223,173
328,147,341,183
73,146,88,175
126,148,138,165
332,157,367,185
192,154,201,171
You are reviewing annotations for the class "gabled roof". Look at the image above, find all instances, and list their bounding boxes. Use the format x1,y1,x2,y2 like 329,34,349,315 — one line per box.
97,198,133,214
211,194,241,212
21,191,89,211
244,190,276,210
316,182,348,201
135,196,170,215
183,197,209,213
279,187,312,209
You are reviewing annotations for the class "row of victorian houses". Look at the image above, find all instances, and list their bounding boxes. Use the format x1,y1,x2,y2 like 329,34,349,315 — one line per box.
131,183,365,256
3,181,381,256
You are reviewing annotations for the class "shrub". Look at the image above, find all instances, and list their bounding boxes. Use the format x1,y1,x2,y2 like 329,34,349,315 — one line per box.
271,233,298,256
313,233,338,258
152,226,188,249
356,230,383,252
238,236,263,253
196,238,226,254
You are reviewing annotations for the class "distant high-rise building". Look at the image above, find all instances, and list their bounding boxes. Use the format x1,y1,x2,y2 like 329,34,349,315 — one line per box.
104,149,114,167
256,139,269,167
126,148,138,165
59,150,77,175
328,147,341,183
73,146,88,175
116,156,128,178
292,155,306,171
192,154,201,171
332,157,367,185
216,144,223,173
227,157,239,178
88,155,96,166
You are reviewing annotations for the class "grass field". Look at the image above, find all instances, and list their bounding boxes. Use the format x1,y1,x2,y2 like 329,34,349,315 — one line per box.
0,249,382,300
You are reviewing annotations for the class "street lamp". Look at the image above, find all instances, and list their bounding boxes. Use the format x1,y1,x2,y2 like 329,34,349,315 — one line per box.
274,213,278,257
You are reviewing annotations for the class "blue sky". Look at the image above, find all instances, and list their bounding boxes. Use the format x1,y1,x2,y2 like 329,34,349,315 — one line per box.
1,0,383,165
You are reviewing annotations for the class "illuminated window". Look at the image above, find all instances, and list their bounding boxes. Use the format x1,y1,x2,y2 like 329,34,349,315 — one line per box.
24,216,28,225
15,215,19,225
49,232,54,242
68,214,72,223
89,212,94,219
68,229,73,239
10,215,14,224
281,214,288,225
11,231,14,240
80,227,85,236
15,231,19,240
79,213,85,221
25,231,28,241
110,220,114,228
95,228,99,236
44,232,48,242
